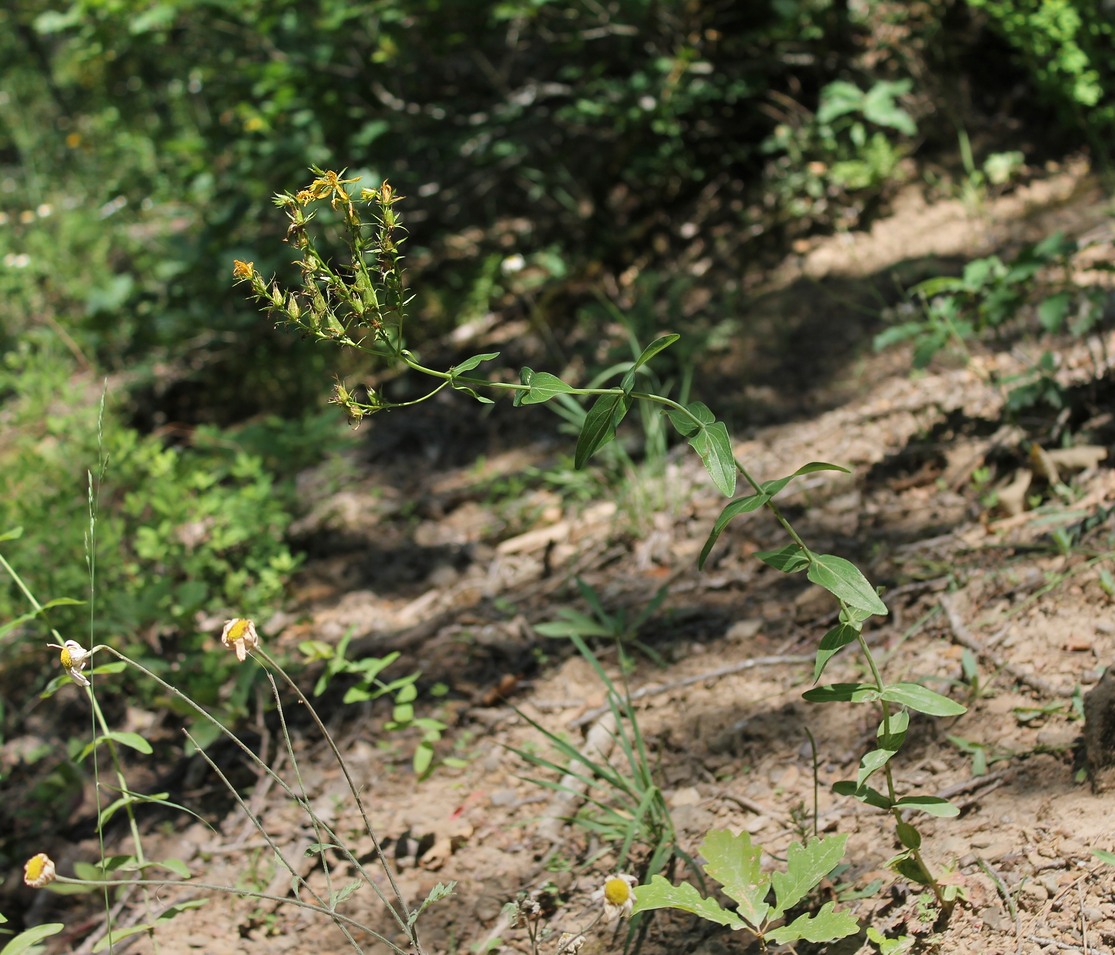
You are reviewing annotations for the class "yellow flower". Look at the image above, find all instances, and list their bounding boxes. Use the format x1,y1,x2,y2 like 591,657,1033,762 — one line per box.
307,169,360,209
47,639,92,687
592,873,637,920
24,853,56,888
232,259,255,281
220,618,259,663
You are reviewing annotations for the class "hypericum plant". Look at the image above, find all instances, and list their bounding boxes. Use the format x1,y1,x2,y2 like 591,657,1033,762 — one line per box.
633,828,858,949
235,168,972,913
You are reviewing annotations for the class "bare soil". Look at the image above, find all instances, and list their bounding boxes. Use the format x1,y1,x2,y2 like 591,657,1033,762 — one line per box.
30,159,1115,955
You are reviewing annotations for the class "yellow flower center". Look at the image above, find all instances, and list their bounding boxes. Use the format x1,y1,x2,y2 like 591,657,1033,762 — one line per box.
603,877,631,906
59,646,73,668
26,855,46,880
226,619,251,641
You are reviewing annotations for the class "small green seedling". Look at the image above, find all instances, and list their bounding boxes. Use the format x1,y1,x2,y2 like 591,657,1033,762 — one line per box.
867,926,917,953
632,828,858,948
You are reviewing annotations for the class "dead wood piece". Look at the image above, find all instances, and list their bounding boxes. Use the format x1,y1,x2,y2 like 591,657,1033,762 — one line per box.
1083,667,1115,793
535,711,617,846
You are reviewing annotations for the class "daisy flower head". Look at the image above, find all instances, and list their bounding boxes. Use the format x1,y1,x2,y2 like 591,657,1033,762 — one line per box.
47,639,91,687
24,852,56,888
220,618,259,663
593,873,637,921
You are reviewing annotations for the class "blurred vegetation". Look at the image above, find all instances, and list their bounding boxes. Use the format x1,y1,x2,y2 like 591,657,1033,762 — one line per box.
0,0,1109,887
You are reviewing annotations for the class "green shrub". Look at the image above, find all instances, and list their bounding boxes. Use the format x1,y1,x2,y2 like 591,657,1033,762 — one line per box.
965,0,1115,151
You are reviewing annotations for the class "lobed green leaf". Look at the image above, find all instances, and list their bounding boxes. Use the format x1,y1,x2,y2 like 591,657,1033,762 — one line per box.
767,901,859,945
631,875,746,930
699,828,770,927
770,834,848,916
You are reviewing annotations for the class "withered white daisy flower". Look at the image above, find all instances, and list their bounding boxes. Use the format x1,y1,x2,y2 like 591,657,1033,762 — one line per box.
47,639,92,687
24,852,57,888
220,618,259,663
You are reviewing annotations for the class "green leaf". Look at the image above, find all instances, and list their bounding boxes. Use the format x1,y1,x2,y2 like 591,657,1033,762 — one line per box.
832,780,893,811
631,875,745,930
516,368,576,405
574,393,630,469
92,900,208,952
633,334,680,370
806,554,888,616
896,821,921,850
767,901,859,945
911,275,965,299
880,683,966,716
802,682,880,704
893,795,960,818
666,407,700,437
0,923,64,955
699,828,770,927
156,857,193,878
79,731,153,761
873,320,926,352
813,621,861,681
698,492,770,569
329,880,362,906
1094,849,1115,867
666,399,713,435
756,544,810,574
762,461,851,500
1037,292,1071,333
408,881,457,928
890,852,934,886
665,403,736,495
693,420,736,497
856,747,897,787
769,834,848,916
450,351,500,375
